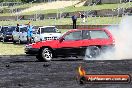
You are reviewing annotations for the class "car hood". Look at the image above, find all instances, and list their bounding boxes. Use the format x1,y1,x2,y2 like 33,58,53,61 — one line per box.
4,32,12,35
40,33,62,37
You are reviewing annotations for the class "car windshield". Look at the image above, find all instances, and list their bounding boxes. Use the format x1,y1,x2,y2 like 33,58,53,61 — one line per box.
5,27,16,32
20,27,27,32
41,27,57,33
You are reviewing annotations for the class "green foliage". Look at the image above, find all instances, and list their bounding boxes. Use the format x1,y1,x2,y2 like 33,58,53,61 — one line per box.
0,0,20,2
0,0,33,2
21,0,32,3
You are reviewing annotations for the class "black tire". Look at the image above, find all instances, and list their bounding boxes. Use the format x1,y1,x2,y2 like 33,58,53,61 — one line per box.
85,46,101,59
13,40,16,43
37,48,53,62
12,38,16,44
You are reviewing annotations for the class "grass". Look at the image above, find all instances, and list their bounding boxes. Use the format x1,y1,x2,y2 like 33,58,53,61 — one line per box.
0,17,122,26
11,3,39,9
0,3,39,16
0,42,25,55
21,2,132,15
0,2,132,16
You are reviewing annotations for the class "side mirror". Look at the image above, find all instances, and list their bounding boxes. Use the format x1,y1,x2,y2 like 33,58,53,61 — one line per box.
59,37,64,42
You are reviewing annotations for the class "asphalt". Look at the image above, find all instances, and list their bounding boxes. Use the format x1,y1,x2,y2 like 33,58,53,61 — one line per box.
0,55,132,88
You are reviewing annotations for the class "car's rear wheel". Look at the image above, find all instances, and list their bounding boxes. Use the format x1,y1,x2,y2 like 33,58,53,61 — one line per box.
85,46,101,59
37,48,53,62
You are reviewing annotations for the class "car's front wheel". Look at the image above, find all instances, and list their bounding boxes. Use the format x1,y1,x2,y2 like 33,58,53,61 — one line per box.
37,48,53,62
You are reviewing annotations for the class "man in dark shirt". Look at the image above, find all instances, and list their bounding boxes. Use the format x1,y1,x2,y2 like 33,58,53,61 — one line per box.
72,14,77,29
16,23,19,32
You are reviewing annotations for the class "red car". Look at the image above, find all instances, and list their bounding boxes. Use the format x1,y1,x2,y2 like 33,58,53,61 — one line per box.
25,28,115,61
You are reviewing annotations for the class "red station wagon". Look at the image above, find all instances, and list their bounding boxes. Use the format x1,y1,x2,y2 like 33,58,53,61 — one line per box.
25,28,115,61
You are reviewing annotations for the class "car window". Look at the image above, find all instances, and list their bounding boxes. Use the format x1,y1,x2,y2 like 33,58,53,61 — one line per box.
37,28,40,34
20,27,27,32
64,31,82,40
41,27,57,33
82,30,90,39
90,30,109,39
16,27,19,32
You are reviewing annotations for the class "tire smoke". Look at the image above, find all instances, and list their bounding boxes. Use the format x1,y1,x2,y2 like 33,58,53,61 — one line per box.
84,16,132,60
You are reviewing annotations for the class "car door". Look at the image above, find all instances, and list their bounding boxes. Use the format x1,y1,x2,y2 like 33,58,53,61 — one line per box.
57,30,82,56
0,28,4,39
33,28,41,42
13,27,20,41
80,30,92,55
0,30,2,38
1,27,8,39
20,27,28,42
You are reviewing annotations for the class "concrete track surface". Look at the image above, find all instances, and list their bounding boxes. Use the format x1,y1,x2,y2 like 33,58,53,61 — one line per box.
0,55,132,88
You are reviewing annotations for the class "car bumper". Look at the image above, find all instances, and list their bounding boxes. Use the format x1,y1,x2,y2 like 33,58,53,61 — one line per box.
20,37,27,42
4,36,13,41
25,48,39,55
0,35,3,40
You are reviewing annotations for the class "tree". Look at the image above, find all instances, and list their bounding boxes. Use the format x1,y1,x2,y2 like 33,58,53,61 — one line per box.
0,0,21,2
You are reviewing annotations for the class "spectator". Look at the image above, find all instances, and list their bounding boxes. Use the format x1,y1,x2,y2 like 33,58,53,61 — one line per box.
16,23,19,32
79,12,86,23
72,14,77,29
27,22,33,44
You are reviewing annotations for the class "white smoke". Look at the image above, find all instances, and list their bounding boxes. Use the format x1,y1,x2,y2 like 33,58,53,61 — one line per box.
84,16,132,60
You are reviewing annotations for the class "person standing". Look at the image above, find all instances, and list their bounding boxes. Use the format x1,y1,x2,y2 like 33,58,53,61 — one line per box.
72,14,77,29
79,12,86,23
27,22,33,44
16,23,19,32
81,13,85,23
